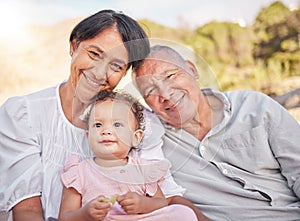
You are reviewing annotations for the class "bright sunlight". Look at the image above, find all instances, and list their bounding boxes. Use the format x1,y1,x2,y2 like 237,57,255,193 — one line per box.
0,1,30,44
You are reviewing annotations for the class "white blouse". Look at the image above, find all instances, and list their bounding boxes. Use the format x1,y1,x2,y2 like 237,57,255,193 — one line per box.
0,83,184,221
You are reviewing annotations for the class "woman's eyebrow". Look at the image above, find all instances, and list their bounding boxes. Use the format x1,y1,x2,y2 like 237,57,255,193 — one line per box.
89,45,127,65
88,45,104,53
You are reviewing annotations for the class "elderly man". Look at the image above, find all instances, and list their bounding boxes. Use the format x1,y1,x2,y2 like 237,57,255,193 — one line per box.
133,45,300,220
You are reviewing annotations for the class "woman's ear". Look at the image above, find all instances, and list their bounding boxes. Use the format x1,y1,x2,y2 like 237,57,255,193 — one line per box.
131,129,144,147
185,60,199,80
69,39,76,56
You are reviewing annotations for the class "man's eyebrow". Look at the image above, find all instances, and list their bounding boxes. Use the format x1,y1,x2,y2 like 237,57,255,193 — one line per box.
112,58,127,66
158,68,179,76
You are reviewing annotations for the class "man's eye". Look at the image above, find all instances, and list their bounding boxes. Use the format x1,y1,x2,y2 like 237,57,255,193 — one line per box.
114,122,122,128
110,63,123,72
95,123,102,128
166,73,176,79
144,88,156,98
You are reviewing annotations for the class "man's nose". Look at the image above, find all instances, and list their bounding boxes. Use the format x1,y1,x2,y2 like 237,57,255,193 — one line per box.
158,85,173,103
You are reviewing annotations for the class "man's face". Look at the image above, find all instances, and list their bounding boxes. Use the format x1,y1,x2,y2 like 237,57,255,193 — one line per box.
135,55,201,127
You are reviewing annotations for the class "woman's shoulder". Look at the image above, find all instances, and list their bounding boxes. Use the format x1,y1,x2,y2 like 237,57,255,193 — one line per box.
2,86,57,109
1,86,57,120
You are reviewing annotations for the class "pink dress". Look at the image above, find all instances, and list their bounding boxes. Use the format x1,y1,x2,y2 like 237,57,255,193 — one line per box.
61,155,197,221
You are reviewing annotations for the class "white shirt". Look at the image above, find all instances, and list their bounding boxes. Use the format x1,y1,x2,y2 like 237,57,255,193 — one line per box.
0,83,184,221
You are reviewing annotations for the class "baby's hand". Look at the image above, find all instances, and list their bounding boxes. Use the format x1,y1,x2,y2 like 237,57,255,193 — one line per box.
117,192,144,214
101,194,118,205
82,195,111,220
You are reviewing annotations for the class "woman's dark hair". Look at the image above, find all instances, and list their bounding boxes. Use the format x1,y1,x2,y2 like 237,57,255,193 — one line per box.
69,9,150,70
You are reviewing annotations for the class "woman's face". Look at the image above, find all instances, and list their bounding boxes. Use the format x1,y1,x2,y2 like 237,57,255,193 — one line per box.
70,27,129,104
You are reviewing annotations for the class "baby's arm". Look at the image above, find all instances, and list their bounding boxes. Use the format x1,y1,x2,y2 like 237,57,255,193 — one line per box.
117,185,167,215
58,186,111,221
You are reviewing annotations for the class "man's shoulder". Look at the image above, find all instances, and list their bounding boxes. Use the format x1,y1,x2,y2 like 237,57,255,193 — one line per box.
225,89,268,99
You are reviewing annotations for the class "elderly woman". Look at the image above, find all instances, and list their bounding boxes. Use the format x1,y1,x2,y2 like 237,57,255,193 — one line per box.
0,10,186,221
133,45,300,221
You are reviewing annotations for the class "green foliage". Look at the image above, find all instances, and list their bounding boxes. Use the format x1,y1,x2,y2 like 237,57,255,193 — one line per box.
137,1,299,95
186,22,254,68
138,19,191,42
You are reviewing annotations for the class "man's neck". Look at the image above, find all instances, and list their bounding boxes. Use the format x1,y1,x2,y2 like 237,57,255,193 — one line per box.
180,95,224,141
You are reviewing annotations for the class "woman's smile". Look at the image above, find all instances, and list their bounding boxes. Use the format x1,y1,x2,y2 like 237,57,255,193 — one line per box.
83,72,106,89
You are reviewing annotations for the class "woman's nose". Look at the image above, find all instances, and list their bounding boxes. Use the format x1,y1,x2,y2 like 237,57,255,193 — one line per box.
93,61,109,81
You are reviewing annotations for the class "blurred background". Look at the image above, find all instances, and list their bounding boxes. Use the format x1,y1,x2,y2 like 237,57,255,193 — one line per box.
0,0,299,121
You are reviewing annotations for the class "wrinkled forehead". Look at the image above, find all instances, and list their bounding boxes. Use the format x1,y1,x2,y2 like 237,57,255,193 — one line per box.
136,51,187,77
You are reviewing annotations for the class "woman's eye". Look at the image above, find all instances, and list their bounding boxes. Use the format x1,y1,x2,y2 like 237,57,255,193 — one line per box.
95,123,102,128
114,122,122,128
88,50,101,60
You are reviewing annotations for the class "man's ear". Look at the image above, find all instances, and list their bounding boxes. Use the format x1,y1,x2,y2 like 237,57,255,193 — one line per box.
131,129,144,147
185,60,199,80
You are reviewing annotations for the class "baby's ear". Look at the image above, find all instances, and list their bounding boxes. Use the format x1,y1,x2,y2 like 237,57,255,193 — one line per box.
132,129,144,147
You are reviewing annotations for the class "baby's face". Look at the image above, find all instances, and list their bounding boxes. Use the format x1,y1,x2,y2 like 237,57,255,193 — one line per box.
87,99,141,160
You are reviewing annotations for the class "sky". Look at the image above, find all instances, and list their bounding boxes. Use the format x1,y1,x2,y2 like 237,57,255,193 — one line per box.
0,0,299,30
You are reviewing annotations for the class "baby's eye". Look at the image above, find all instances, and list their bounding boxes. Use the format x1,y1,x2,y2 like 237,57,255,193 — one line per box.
114,122,123,128
94,123,102,128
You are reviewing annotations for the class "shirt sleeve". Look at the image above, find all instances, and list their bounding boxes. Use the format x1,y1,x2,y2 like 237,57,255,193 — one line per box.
266,94,300,199
133,109,185,197
142,159,170,196
0,96,43,211
60,155,82,194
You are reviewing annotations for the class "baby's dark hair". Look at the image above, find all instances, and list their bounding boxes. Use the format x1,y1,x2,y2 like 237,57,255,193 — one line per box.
88,90,145,130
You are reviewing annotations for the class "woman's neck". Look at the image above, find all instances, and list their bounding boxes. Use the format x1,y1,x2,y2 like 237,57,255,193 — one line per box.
59,81,89,129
